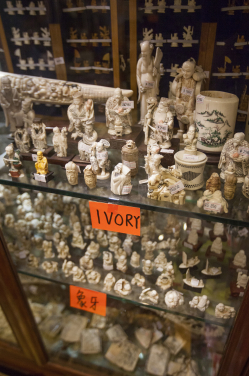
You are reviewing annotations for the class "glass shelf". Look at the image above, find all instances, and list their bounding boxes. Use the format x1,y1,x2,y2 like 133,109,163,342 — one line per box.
0,146,249,227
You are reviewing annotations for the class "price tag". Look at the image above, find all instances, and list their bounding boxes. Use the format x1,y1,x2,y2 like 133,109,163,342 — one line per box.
145,81,154,89
239,292,244,297
184,242,193,250
97,151,108,160
237,268,248,274
238,147,249,156
121,101,134,109
181,87,194,96
123,160,136,169
18,250,29,259
70,286,106,316
54,57,65,65
80,143,91,153
238,227,248,237
160,149,174,153
122,185,132,195
183,154,199,161
34,173,46,182
89,201,140,236
139,179,148,184
156,123,168,132
203,201,222,213
196,94,205,103
32,154,38,161
168,180,185,195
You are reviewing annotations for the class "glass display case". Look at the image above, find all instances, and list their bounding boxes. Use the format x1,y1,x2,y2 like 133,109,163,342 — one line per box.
0,1,249,376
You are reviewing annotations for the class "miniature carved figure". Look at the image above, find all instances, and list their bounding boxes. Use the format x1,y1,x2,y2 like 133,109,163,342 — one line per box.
171,58,205,141
179,251,200,268
104,273,116,291
31,120,47,151
116,255,127,273
197,190,228,214
84,165,97,189
156,273,174,291
183,124,198,153
189,295,210,312
183,26,194,47
62,260,75,277
27,254,39,268
11,98,35,130
68,92,94,138
96,230,108,248
131,273,146,288
103,251,113,270
183,269,204,289
65,161,79,186
165,290,184,308
71,222,86,249
57,241,70,259
122,235,133,256
218,133,249,183
114,279,132,296
139,288,159,304
142,259,153,275
201,259,222,276
80,254,93,271
130,251,140,268
186,229,198,246
206,173,221,193
144,97,174,148
121,140,138,177
3,144,24,178
109,235,121,253
215,303,236,319
137,41,163,123
0,76,21,132
86,241,100,259
144,241,157,260
224,164,237,200
86,270,101,284
14,129,31,153
211,237,223,255
154,252,168,270
53,127,68,157
105,88,132,135
78,121,98,161
90,139,110,180
165,238,180,256
72,266,86,282
84,225,94,240
111,163,132,195
237,272,249,289
42,261,58,274
233,250,247,268
35,151,48,175
242,172,249,198
42,240,54,258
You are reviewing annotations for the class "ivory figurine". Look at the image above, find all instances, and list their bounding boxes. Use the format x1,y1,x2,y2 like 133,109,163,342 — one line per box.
86,270,101,284
233,250,247,268
72,266,86,282
179,251,200,269
27,254,39,268
183,269,204,289
71,222,86,250
166,238,180,256
237,272,249,289
130,251,140,268
121,140,138,177
156,273,174,290
215,303,236,319
31,120,47,151
67,92,94,139
0,76,21,134
197,190,228,214
206,173,221,193
78,120,98,161
65,161,79,186
116,255,128,273
80,254,94,271
3,144,24,178
90,140,110,180
35,151,48,175
84,225,94,240
14,129,31,153
189,295,210,312
154,252,168,270
105,88,132,136
62,260,75,277
136,41,163,123
142,259,153,275
96,230,108,248
219,133,249,183
109,236,121,253
242,172,249,198
144,241,157,260
103,251,113,270
104,273,116,291
53,127,68,157
86,241,100,259
42,240,54,258
114,279,132,296
139,288,159,304
165,290,184,308
211,237,223,255
201,259,222,276
57,241,71,259
183,124,197,153
131,273,146,289
122,236,133,256
84,165,97,189
111,163,132,195
42,261,58,273
224,164,237,200
186,229,198,246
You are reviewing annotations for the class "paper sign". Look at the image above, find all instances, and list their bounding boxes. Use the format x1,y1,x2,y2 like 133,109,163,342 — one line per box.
184,242,193,250
168,180,185,195
183,154,199,161
203,201,222,213
196,94,205,103
121,101,134,109
161,149,174,153
122,185,132,195
123,160,136,169
181,87,194,96
54,57,65,65
239,292,244,297
238,146,249,156
89,201,140,236
32,154,37,161
145,81,154,89
156,123,168,132
34,173,46,182
70,286,106,316
238,227,248,237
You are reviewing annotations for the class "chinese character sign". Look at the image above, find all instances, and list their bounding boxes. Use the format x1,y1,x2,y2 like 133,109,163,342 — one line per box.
70,286,107,316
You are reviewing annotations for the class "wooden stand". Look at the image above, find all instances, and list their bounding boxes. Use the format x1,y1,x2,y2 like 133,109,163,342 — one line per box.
230,281,245,297
139,138,180,168
229,260,247,272
209,230,227,242
206,245,226,261
30,146,54,157
104,126,144,150
183,283,203,294
21,152,74,167
72,155,90,168
32,171,54,184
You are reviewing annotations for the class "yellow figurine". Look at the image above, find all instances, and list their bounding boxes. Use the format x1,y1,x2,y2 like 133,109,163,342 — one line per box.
35,151,48,175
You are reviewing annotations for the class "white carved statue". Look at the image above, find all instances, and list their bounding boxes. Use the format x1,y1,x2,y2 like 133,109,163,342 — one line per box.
105,88,132,136
111,163,132,195
53,127,68,157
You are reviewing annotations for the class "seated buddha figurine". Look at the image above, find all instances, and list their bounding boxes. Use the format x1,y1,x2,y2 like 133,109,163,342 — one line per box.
35,151,48,175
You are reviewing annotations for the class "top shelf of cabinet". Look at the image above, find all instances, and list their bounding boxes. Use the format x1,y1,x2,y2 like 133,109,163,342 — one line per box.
0,142,249,227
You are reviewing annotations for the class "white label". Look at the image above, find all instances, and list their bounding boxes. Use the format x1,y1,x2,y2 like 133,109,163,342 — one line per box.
32,154,38,161
181,87,194,96
183,154,199,161
156,123,168,132
204,201,222,213
139,179,148,184
80,143,91,153
123,160,136,169
54,57,65,65
34,173,46,182
168,180,185,195
145,81,154,89
238,227,248,237
18,251,29,259
97,151,108,160
184,242,193,250
238,146,249,156
121,101,134,109
122,185,132,194
160,149,174,153
196,94,205,103
157,267,164,272
239,292,245,297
